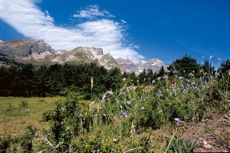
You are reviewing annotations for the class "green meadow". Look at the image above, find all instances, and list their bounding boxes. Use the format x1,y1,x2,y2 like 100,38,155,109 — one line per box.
0,97,65,136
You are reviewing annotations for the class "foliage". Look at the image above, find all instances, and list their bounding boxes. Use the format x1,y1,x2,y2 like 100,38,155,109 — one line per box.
219,59,230,74
0,126,36,153
165,136,197,153
0,63,123,99
168,55,200,76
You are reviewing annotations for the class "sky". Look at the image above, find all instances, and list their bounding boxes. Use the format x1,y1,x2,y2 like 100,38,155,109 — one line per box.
0,0,230,67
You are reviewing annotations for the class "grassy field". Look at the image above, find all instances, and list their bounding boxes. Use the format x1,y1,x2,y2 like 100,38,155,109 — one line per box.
0,95,229,152
0,96,65,137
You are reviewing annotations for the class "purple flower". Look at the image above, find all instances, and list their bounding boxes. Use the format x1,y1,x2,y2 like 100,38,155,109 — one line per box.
215,72,220,77
173,70,179,74
121,112,128,118
163,74,168,79
157,93,162,97
90,109,96,113
108,90,113,95
121,92,126,95
189,73,194,77
174,118,185,123
126,100,131,105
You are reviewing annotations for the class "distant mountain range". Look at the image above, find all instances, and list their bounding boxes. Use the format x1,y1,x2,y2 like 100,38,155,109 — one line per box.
0,38,167,74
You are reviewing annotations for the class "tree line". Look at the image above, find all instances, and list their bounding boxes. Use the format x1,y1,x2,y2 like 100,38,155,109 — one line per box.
0,63,122,98
0,56,229,98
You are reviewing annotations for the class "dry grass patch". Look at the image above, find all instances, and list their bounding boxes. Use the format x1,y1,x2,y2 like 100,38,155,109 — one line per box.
0,97,64,137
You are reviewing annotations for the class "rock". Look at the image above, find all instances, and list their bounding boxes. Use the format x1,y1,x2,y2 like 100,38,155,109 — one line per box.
116,58,167,75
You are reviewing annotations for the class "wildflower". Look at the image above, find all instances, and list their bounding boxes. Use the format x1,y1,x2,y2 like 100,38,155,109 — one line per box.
90,109,96,113
121,92,126,95
108,90,113,95
215,72,220,77
126,100,131,105
157,77,161,81
122,78,126,81
218,58,221,62
113,138,119,143
173,70,179,74
179,76,184,80
163,74,168,79
189,73,194,77
174,118,185,123
209,55,213,59
121,112,128,118
91,101,95,104
158,93,162,97
152,80,156,84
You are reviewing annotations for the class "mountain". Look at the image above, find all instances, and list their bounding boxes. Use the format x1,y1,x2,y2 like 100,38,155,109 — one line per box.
116,58,167,75
0,38,54,58
45,47,125,72
116,58,139,74
0,38,124,72
0,38,166,74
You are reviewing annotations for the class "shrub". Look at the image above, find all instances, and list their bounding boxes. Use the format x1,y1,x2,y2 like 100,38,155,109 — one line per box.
165,136,197,153
19,101,28,107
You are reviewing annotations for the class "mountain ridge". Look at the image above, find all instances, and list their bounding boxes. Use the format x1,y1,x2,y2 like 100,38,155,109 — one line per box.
0,38,167,74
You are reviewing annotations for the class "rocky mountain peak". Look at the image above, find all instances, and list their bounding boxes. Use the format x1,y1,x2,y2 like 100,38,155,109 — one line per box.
0,38,54,58
116,58,167,75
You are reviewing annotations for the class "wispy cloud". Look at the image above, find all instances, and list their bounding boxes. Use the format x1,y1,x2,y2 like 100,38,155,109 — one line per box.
73,5,115,19
0,0,144,61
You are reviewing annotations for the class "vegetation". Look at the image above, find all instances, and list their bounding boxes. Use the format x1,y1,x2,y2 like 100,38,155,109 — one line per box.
0,63,122,99
0,55,229,152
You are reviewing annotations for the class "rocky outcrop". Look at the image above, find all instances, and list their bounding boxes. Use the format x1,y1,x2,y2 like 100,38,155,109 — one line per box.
116,58,139,74
116,58,167,75
0,38,54,58
98,54,125,72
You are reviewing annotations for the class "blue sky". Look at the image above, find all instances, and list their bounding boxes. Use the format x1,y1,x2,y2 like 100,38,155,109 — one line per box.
0,0,230,67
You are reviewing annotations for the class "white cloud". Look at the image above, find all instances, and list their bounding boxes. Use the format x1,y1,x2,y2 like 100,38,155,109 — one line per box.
73,5,115,19
0,0,144,61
